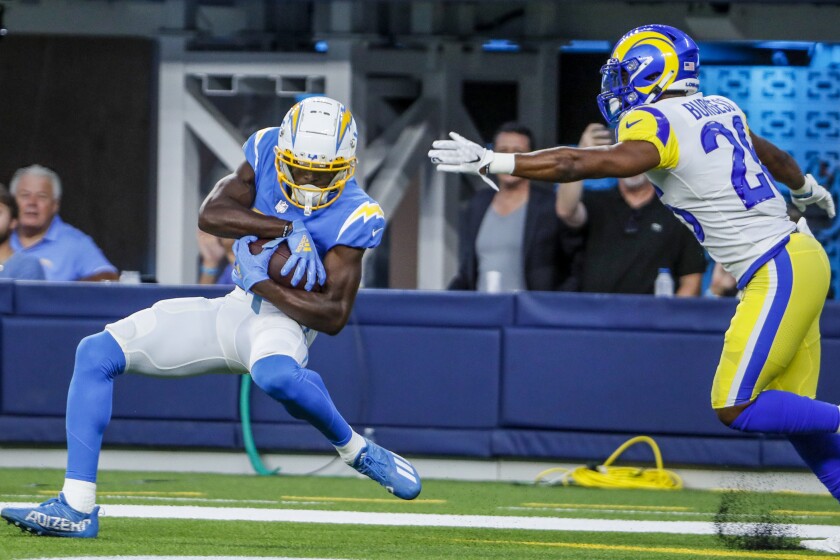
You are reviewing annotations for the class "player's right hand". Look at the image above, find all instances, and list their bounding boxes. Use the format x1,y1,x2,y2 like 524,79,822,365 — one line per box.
578,123,614,148
231,235,280,292
280,220,326,292
428,132,500,190
790,174,836,219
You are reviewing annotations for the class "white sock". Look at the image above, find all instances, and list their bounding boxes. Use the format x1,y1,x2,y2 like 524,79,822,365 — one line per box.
335,431,367,465
62,479,96,514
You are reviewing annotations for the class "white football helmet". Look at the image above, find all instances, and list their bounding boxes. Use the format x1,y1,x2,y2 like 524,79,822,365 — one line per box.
274,96,357,214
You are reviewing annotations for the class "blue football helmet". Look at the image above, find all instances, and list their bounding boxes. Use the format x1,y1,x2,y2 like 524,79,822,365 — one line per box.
597,24,700,125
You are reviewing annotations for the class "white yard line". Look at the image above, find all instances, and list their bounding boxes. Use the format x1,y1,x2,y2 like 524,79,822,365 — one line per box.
1,502,836,538
24,557,346,560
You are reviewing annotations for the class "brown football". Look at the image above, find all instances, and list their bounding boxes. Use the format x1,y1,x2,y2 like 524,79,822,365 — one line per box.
249,238,322,292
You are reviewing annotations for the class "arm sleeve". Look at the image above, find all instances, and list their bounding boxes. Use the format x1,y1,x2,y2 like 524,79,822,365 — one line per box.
617,108,680,170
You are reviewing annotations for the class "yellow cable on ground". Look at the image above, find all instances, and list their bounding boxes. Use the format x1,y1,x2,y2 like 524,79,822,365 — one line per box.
534,435,683,490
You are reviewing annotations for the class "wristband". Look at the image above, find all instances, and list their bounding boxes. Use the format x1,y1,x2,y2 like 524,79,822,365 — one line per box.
281,221,294,238
200,266,219,275
488,153,516,174
789,174,815,196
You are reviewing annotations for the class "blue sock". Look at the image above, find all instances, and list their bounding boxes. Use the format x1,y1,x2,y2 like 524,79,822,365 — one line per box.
788,434,840,502
730,390,840,434
65,331,126,483
250,355,352,446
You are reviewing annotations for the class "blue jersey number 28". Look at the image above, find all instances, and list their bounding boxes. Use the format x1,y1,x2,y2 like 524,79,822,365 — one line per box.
701,116,776,209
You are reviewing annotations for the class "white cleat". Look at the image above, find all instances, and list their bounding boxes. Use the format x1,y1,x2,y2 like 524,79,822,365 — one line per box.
801,535,840,553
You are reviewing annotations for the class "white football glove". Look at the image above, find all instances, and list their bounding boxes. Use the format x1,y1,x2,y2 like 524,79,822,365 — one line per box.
428,132,513,190
790,174,836,219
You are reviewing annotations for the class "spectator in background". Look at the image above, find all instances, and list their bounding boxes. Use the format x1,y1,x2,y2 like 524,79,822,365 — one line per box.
555,123,706,296
0,184,45,280
197,229,235,285
707,262,738,298
10,165,118,282
449,122,581,292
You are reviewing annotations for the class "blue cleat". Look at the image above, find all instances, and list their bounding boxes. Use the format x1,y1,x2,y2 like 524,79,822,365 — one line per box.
1,493,99,538
351,438,422,500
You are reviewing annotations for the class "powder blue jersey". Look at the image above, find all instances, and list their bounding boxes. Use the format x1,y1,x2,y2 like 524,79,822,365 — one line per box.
243,127,386,257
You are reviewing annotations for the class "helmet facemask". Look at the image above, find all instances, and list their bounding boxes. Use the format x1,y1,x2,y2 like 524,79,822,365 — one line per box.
274,150,354,216
274,96,358,215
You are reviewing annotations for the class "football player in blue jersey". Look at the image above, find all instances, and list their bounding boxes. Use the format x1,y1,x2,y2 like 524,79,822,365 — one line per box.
431,25,840,553
1,96,421,539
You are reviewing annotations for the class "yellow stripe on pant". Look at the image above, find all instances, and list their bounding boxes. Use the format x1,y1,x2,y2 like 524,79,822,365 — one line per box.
712,233,830,409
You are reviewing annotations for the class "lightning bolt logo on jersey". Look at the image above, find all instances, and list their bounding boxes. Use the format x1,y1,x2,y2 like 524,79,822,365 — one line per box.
243,127,386,256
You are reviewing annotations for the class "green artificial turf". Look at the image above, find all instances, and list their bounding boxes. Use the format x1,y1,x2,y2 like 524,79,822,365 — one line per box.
1,467,838,559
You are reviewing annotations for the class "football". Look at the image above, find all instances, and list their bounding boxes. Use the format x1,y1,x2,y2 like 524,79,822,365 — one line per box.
249,238,321,292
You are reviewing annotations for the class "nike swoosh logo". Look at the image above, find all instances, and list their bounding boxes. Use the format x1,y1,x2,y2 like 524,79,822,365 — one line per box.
625,119,642,128
372,228,384,236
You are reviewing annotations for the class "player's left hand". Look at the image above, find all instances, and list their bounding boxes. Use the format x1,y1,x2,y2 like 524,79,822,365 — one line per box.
428,132,500,190
281,220,326,291
232,235,282,292
791,174,836,219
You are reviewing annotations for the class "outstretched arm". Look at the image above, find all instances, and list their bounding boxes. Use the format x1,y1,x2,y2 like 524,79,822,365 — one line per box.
512,140,660,183
251,245,363,335
198,161,293,239
430,132,660,184
556,123,615,228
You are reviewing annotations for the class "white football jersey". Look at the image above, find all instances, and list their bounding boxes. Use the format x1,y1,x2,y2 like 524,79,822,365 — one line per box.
617,93,796,282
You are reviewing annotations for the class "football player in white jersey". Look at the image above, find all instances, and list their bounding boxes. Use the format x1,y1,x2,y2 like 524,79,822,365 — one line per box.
1,97,421,539
430,25,840,552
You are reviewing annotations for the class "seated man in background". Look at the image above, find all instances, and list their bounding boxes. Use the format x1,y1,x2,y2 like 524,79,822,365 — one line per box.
556,123,706,296
197,229,235,285
10,165,118,281
0,184,45,280
449,122,581,292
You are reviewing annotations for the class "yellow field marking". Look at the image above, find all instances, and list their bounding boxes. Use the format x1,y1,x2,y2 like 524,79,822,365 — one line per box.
37,490,205,497
522,502,691,511
454,538,827,559
280,495,446,504
774,509,840,517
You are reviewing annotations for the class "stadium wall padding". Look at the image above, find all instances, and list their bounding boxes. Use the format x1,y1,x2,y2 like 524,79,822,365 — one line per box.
2,280,839,470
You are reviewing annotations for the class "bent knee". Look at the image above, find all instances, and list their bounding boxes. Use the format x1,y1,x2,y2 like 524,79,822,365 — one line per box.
74,331,126,379
251,355,301,400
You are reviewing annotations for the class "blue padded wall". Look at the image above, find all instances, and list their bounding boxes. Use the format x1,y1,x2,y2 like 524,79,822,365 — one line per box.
2,317,106,415
2,283,840,468
501,328,729,435
112,374,240,422
360,325,500,428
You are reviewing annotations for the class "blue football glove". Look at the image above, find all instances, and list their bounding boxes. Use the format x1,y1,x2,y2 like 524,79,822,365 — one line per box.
232,236,282,292
281,220,327,292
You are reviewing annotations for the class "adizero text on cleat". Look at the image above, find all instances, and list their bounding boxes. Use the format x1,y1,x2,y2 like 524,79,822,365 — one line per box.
1,493,99,538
